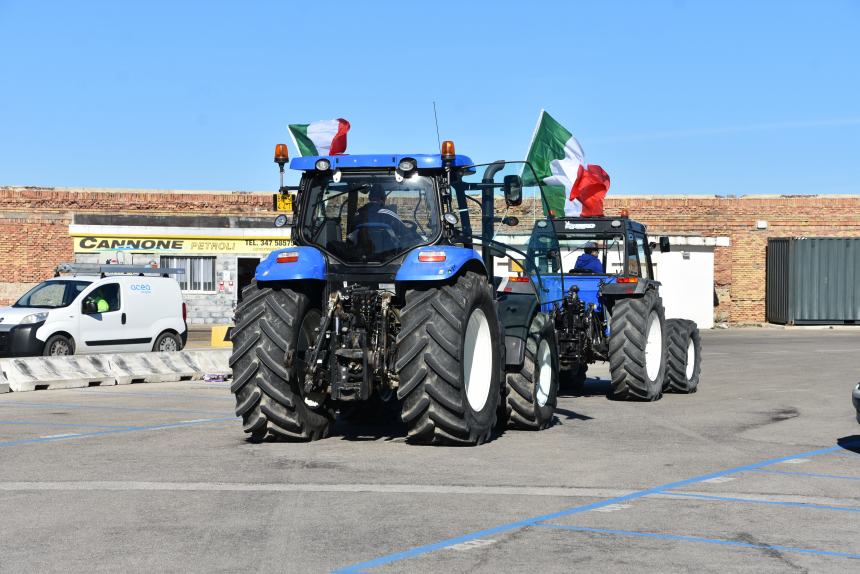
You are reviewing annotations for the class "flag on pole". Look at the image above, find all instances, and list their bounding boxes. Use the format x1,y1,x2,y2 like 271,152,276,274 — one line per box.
525,110,609,217
569,164,610,217
288,118,351,156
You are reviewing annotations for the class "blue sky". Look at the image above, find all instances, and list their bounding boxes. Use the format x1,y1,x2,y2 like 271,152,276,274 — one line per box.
1,0,858,195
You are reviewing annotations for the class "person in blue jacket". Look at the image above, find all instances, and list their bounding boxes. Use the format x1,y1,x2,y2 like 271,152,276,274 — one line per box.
573,241,604,274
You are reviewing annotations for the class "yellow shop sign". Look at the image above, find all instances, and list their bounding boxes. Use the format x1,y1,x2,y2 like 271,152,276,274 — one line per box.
73,235,292,255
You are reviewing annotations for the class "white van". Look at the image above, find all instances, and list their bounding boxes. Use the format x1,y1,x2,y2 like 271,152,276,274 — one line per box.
0,265,187,357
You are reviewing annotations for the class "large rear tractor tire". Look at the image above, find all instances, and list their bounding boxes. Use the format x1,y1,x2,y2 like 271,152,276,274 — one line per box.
664,319,702,393
503,312,558,430
229,282,333,441
608,290,667,401
397,272,503,445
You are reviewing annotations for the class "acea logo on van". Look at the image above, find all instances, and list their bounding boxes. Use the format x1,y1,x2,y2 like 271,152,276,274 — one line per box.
130,283,152,293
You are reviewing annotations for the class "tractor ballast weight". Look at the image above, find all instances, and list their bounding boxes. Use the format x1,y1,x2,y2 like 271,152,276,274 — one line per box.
229,143,559,445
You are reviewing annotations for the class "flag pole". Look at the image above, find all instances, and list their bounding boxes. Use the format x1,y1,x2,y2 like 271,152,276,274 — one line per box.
523,109,545,161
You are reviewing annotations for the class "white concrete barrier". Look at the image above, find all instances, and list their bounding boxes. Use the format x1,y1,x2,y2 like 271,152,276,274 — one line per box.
0,350,232,392
106,352,201,385
182,349,231,377
0,355,116,392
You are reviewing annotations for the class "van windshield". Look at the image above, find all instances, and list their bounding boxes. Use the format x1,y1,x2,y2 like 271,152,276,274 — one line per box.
14,280,91,309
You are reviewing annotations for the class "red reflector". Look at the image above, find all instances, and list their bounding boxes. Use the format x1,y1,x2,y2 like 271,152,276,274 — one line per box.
276,251,299,263
182,303,187,322
418,251,446,262
510,277,530,283
617,277,638,284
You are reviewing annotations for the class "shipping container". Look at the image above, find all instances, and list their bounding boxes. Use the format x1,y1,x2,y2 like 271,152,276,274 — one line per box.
766,237,860,325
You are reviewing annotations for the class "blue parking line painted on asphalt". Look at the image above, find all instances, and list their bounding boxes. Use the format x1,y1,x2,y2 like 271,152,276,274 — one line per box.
534,524,860,560
332,440,860,573
749,469,860,481
0,417,236,447
0,420,136,430
661,491,860,512
72,389,234,402
0,401,229,416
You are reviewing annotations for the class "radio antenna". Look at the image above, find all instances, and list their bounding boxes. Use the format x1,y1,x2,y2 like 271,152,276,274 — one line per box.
432,101,441,148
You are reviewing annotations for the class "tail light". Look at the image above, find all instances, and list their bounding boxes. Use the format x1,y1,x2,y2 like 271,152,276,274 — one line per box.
182,302,187,322
509,277,530,283
277,251,299,263
418,251,446,262
617,277,638,284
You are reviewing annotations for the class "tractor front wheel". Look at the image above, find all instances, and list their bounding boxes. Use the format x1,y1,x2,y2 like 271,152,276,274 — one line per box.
560,363,588,393
396,272,503,445
664,319,702,393
503,312,558,430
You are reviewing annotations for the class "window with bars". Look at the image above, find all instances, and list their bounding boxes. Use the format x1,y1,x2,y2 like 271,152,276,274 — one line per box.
160,256,216,292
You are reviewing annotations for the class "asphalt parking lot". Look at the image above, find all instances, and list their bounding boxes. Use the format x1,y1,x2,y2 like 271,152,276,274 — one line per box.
0,329,858,573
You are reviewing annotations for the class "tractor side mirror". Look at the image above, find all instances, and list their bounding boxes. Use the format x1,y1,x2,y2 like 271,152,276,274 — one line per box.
501,215,519,227
503,175,523,206
659,236,671,253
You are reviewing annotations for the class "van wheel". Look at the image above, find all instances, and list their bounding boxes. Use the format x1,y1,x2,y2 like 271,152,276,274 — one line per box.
44,334,75,356
153,331,182,352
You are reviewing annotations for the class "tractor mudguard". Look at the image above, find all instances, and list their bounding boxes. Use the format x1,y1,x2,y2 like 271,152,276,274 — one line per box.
394,246,486,282
497,292,539,368
601,278,660,297
255,246,326,282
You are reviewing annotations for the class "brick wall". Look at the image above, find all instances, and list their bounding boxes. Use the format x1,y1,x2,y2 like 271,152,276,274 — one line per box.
2,186,860,324
0,186,272,310
605,195,860,324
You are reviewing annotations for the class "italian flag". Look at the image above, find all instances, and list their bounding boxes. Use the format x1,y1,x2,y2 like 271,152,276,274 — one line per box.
288,118,351,156
525,110,607,217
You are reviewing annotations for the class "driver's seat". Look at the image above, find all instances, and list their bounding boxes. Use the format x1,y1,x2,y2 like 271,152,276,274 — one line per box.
357,225,398,256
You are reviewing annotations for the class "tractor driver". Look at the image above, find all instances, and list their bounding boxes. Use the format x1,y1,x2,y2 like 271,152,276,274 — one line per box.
572,241,605,274
354,184,407,231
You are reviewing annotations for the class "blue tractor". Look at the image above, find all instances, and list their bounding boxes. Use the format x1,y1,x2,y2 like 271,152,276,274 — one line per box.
526,216,702,400
230,142,561,444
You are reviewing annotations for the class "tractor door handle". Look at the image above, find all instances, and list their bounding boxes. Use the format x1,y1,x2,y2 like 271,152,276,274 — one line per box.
121,313,127,325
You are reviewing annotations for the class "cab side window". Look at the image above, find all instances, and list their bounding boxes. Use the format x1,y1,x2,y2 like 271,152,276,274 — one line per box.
634,233,651,279
83,283,121,314
626,234,641,277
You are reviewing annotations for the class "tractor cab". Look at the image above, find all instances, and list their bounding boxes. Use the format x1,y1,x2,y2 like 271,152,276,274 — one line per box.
270,143,557,306
527,215,665,311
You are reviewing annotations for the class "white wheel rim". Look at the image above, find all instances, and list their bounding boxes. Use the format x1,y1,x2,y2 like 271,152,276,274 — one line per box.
160,338,177,352
463,307,493,412
685,338,695,379
536,339,552,407
645,311,662,382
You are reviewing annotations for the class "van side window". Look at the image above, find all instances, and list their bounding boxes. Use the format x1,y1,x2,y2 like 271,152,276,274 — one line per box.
84,283,121,313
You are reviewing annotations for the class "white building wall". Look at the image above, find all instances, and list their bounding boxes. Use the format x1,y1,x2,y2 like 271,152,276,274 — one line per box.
651,247,715,329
